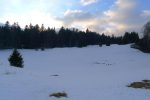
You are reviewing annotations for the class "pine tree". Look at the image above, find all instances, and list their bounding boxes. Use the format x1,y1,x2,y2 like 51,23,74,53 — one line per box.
8,49,24,68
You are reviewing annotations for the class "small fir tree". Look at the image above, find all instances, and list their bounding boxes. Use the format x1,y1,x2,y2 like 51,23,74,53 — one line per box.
8,49,24,68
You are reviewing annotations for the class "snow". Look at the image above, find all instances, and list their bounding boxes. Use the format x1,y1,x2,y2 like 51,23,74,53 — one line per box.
0,44,150,100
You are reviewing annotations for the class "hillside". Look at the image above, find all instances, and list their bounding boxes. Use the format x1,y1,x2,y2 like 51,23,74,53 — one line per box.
0,44,150,100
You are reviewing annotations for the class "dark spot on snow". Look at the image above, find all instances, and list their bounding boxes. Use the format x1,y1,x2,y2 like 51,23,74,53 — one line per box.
49,92,68,98
142,80,150,83
93,61,113,66
93,62,101,64
51,74,59,76
3,71,16,75
128,80,150,89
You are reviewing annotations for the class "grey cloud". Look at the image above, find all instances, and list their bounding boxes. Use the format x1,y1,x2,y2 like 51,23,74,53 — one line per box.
56,9,94,27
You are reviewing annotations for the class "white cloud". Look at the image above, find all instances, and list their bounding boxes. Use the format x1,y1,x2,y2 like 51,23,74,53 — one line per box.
141,10,150,16
58,0,150,35
0,11,63,28
80,0,98,6
0,0,64,28
64,9,82,16
100,0,138,34
100,0,150,35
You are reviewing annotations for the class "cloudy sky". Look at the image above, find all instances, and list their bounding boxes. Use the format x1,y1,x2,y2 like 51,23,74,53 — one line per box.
0,0,150,35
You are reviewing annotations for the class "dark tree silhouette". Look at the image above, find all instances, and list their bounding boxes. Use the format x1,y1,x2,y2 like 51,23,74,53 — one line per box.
8,49,24,68
143,22,150,48
137,21,150,52
0,21,140,49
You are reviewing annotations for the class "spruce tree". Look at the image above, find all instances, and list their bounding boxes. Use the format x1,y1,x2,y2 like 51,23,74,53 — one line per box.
8,49,24,68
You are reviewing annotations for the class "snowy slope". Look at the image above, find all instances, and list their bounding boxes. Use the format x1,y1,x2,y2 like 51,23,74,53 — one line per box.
0,44,150,100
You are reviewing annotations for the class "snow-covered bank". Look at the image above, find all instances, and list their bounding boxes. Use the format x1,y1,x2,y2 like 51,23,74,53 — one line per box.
0,45,150,100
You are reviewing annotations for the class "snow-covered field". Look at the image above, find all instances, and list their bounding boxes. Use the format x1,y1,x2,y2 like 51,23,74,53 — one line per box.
0,44,150,100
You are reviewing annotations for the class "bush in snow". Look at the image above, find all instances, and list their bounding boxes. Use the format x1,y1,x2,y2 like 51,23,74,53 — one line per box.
41,47,45,51
128,80,150,89
8,49,24,68
106,43,110,46
49,92,68,98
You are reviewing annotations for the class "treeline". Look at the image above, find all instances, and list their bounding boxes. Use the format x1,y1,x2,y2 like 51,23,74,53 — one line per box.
0,21,139,49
